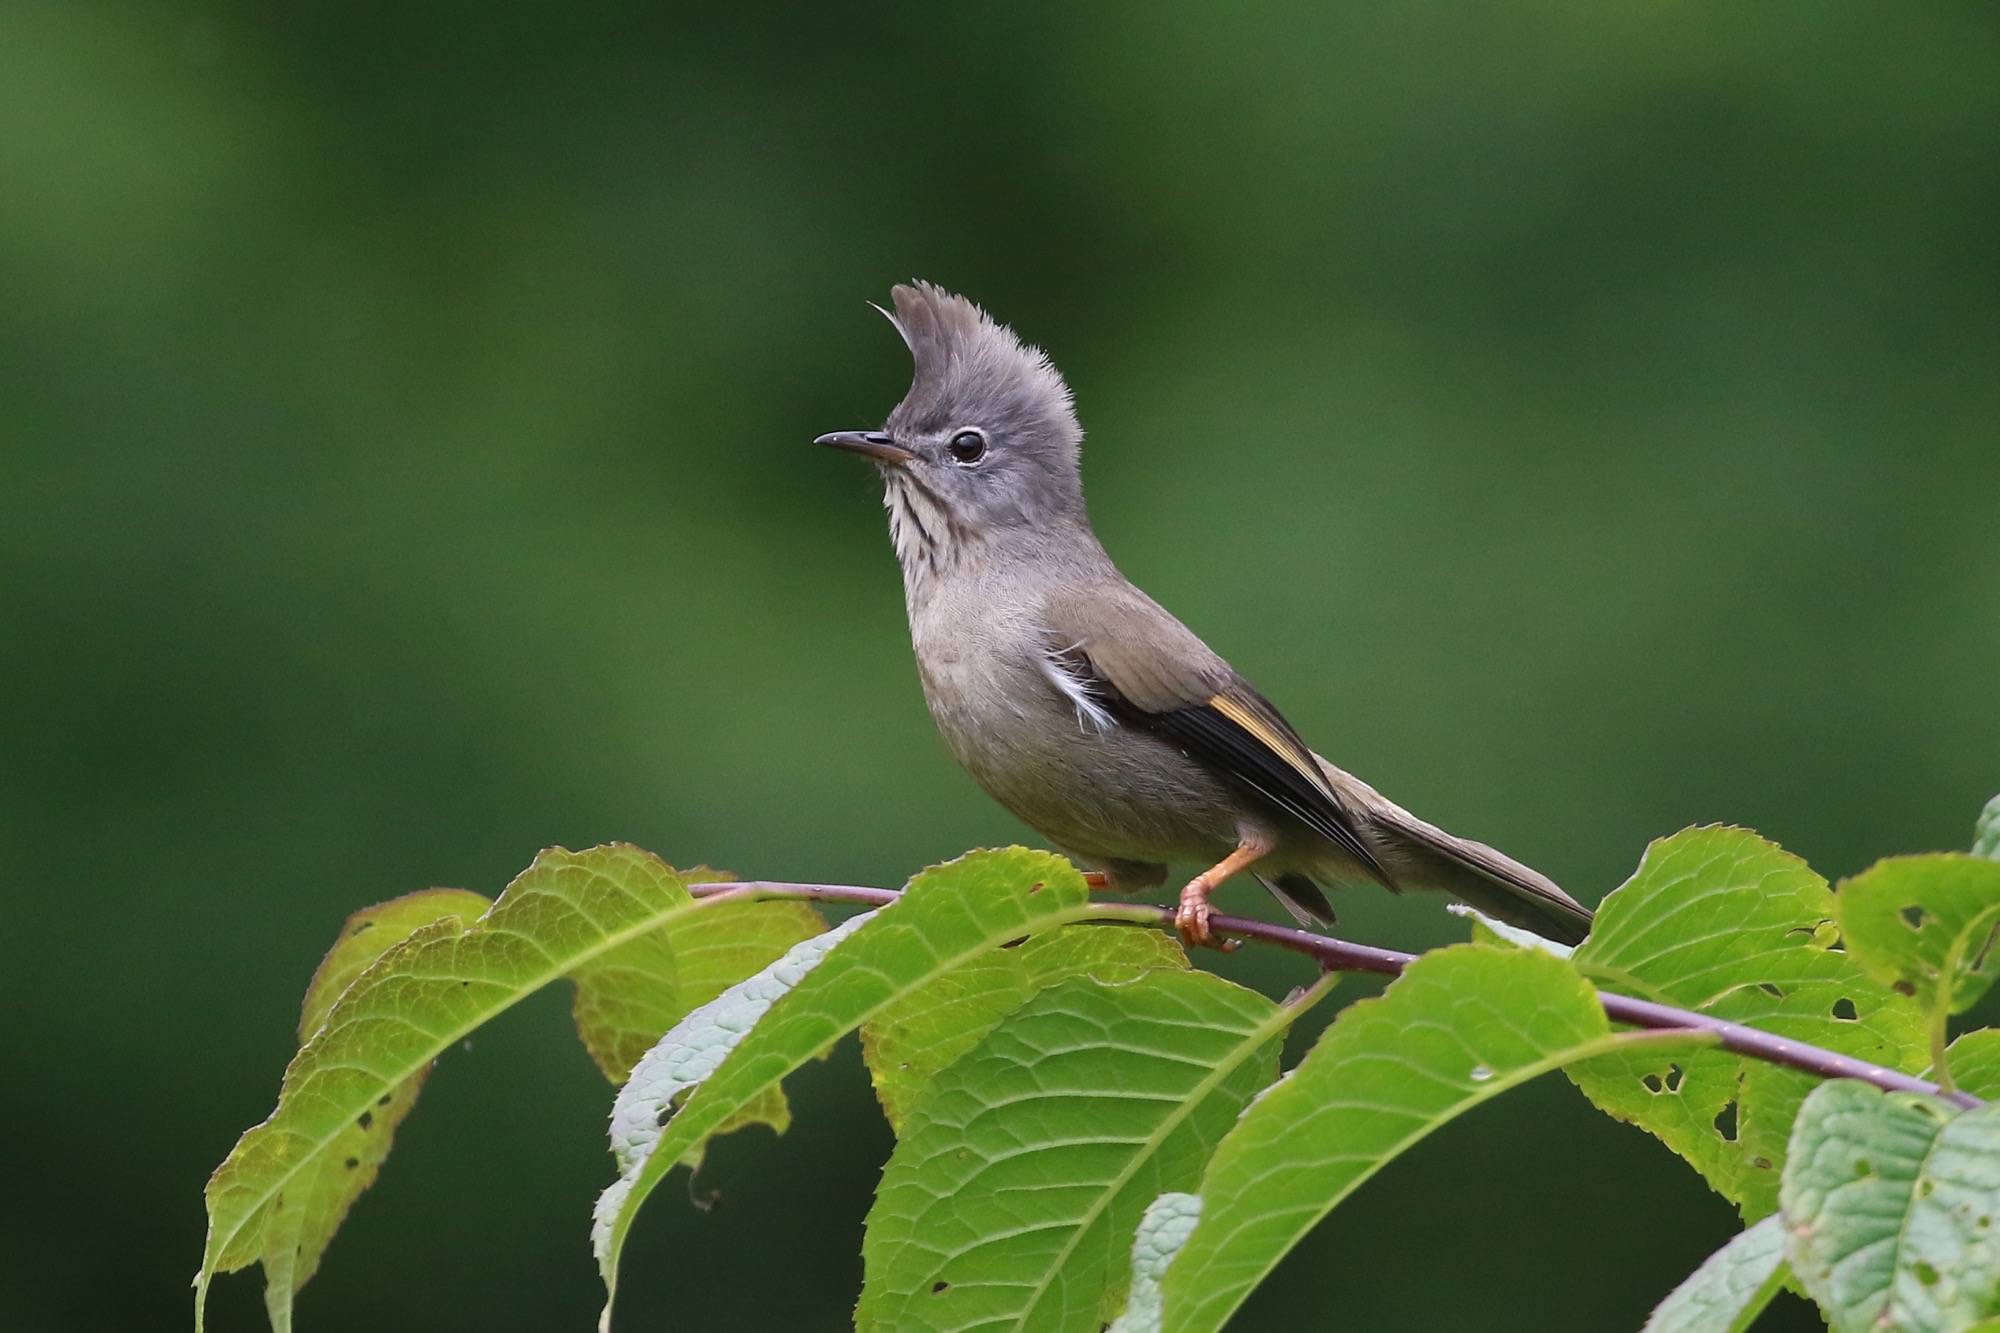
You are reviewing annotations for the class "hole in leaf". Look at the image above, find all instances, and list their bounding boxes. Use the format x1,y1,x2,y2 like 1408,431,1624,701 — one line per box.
377,1092,393,1106
1915,1260,1940,1287
344,1157,359,1170
357,1111,373,1131
932,1282,950,1294
1642,1073,1663,1094
1758,983,1785,998
1832,997,1858,1020
1000,936,1028,949
1665,1064,1685,1093
1901,905,1930,931
1713,1102,1738,1142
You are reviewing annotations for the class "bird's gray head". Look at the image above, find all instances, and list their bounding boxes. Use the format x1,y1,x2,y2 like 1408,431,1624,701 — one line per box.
817,283,1088,580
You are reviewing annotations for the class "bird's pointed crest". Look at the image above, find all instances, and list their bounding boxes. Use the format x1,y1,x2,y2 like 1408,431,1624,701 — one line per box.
882,282,1076,440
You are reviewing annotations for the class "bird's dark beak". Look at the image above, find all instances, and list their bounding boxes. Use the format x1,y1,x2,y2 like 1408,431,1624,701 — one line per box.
815,430,917,466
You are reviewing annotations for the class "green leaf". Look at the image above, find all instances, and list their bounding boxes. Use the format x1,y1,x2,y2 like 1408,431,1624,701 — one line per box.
1839,858,2000,1012
197,845,742,1330
1838,854,2000,1090
597,908,879,1271
252,888,492,1333
1642,1215,1788,1333
1942,1031,2000,1101
857,969,1311,1333
298,889,495,1042
1568,826,1925,1219
1108,1193,1203,1333
1158,944,1707,1333
861,923,1189,1130
592,847,1132,1324
1974,794,2000,862
573,893,826,1082
1781,1080,2000,1333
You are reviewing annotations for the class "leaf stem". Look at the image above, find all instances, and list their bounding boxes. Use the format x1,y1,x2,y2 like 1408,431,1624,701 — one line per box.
705,880,1983,1110
1932,1008,1957,1096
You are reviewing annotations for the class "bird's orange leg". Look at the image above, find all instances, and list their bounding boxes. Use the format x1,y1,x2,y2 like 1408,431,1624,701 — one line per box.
1177,832,1273,948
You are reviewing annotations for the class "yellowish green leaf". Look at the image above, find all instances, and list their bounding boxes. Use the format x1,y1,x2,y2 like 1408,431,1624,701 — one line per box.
198,845,745,1330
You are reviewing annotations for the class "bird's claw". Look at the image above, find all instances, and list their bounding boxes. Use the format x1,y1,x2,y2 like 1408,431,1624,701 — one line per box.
1175,891,1215,949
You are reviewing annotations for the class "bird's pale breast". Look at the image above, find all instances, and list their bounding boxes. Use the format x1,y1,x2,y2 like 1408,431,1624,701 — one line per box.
906,572,1244,867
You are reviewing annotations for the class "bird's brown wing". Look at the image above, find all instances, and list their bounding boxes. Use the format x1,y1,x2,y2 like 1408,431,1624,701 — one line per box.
1141,681,1394,888
1044,589,1393,888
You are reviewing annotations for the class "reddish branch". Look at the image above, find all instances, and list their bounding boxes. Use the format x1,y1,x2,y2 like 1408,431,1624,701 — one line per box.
699,879,1981,1110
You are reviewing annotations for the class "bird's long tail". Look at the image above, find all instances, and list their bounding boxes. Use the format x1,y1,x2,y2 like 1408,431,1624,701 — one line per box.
1374,800,1593,946
1315,757,1594,947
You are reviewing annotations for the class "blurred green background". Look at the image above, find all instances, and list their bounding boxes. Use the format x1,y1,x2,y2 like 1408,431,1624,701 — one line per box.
4,1,1997,1328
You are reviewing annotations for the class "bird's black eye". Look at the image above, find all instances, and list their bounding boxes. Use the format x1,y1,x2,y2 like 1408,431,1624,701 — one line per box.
946,430,988,465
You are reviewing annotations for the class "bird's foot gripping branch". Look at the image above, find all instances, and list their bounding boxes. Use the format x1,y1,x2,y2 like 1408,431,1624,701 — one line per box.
198,803,2000,1333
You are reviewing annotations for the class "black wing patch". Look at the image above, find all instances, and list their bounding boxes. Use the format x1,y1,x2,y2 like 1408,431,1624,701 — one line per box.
1143,696,1394,888
1049,643,1395,890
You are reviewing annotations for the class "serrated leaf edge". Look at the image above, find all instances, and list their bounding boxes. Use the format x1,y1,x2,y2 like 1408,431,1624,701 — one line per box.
1109,1192,1204,1333
195,879,743,1325
593,910,877,1279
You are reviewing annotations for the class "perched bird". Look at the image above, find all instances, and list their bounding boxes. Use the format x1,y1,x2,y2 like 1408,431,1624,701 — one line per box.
817,283,1593,947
